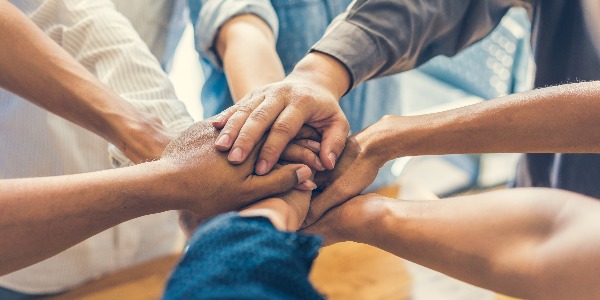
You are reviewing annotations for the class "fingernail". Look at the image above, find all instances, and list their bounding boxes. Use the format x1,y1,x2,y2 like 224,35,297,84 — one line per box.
299,180,317,190
328,152,337,169
307,140,321,152
295,183,313,191
296,166,312,182
256,159,268,175
315,157,325,171
228,147,243,162
215,134,231,148
296,180,317,191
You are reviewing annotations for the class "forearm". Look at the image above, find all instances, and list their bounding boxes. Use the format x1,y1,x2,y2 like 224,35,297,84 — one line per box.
0,0,144,146
0,162,177,275
354,189,600,299
367,81,600,163
311,0,515,90
32,0,192,164
217,14,285,101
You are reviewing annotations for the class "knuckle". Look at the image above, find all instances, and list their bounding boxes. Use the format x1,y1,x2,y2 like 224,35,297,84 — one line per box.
260,144,280,158
281,146,298,159
342,120,351,131
222,119,239,133
299,147,315,160
330,135,348,148
236,131,254,144
235,103,254,114
271,120,294,136
249,107,270,123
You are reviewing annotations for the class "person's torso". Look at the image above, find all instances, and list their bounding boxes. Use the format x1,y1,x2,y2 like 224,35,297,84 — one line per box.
515,0,600,197
0,1,182,294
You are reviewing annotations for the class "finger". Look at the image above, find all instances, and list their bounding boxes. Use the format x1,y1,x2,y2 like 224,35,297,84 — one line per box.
227,97,285,165
302,182,350,227
299,218,338,247
319,117,350,170
313,169,332,188
255,105,307,175
281,143,325,171
294,139,321,153
215,98,265,153
294,125,321,141
295,180,318,191
211,107,236,129
245,164,314,199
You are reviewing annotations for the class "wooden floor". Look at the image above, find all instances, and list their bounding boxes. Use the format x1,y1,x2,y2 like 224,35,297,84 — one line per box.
43,185,518,300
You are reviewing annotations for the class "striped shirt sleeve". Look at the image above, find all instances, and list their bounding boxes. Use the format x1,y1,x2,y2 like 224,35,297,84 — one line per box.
27,0,194,167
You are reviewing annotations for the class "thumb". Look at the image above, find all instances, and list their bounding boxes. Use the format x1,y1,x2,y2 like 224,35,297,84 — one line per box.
300,221,338,247
247,164,314,197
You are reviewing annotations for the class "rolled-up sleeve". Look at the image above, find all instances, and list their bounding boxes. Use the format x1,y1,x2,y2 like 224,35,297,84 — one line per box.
193,0,279,69
312,0,528,90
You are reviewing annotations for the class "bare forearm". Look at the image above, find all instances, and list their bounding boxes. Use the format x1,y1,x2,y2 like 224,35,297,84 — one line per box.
355,189,600,299
367,82,600,163
217,14,285,101
0,162,176,275
0,1,156,152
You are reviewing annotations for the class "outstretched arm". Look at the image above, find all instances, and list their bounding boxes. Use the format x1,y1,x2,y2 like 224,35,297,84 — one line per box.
306,80,600,225
305,188,600,299
367,81,600,160
215,13,285,101
0,0,174,163
0,121,312,276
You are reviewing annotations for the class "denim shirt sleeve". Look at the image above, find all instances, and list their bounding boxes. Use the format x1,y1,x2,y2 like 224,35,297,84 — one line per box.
312,0,530,91
192,0,279,70
164,213,324,300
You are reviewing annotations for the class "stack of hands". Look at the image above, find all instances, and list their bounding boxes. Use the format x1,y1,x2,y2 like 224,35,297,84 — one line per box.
161,97,388,245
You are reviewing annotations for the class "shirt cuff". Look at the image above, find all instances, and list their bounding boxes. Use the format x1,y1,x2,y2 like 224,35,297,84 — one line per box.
311,19,385,92
195,0,279,70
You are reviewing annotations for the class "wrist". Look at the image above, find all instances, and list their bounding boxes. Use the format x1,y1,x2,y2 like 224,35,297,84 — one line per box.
138,160,198,211
107,161,184,217
354,116,398,167
361,114,431,163
337,194,389,245
286,52,351,100
240,198,300,231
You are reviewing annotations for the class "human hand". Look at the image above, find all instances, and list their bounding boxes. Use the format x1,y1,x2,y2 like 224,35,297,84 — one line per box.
302,124,388,227
157,121,314,221
301,193,389,246
114,112,178,164
180,165,314,236
240,185,312,232
212,52,351,175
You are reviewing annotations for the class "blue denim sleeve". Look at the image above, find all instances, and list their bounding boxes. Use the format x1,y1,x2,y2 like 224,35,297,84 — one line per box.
189,0,279,70
163,213,325,300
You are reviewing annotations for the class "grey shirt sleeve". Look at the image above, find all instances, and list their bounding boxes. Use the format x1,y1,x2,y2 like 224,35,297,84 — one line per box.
194,0,279,70
312,0,529,90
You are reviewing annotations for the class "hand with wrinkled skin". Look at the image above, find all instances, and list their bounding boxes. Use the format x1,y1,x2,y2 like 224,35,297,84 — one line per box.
302,123,387,227
160,121,314,221
212,52,351,176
